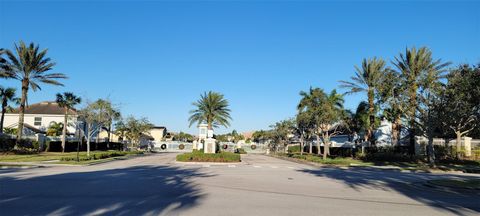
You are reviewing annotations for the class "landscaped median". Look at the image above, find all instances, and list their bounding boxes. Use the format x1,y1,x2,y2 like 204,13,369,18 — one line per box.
0,151,144,165
176,150,241,163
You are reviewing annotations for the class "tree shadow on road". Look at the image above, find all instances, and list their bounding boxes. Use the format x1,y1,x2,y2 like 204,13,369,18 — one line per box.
0,165,214,215
299,167,480,215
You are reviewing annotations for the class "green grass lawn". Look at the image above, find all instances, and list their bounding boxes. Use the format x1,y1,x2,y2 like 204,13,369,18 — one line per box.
428,179,480,189
0,151,143,165
176,151,241,163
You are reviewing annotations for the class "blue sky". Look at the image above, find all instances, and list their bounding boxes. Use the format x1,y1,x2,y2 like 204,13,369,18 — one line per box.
1,1,479,134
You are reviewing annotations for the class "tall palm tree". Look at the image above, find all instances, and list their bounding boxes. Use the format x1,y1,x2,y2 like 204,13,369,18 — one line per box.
1,48,12,78
392,47,450,155
56,92,81,153
339,57,387,143
0,41,67,146
0,87,20,133
189,91,232,130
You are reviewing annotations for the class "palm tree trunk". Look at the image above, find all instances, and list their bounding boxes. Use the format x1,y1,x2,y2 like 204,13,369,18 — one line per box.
15,80,28,147
61,107,68,153
368,88,375,145
316,132,321,156
427,132,435,167
408,87,417,155
392,116,401,146
0,98,7,133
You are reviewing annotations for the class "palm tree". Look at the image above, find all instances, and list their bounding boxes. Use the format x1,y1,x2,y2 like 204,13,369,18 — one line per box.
339,57,387,143
392,47,450,155
56,92,81,153
1,48,12,78
189,91,232,130
46,122,64,136
0,42,67,146
0,87,20,133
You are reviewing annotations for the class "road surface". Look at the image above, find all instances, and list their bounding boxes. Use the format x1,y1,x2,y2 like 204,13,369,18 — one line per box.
1,153,479,215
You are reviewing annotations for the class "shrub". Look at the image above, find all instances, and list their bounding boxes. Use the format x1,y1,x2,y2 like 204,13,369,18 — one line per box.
176,151,241,163
287,145,301,153
60,151,142,161
0,135,15,151
235,148,247,154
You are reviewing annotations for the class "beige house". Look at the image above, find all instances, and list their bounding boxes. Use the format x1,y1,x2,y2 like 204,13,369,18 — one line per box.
98,126,167,143
3,101,77,136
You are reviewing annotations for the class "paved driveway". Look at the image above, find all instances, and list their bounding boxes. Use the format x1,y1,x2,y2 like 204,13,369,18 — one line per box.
0,153,479,216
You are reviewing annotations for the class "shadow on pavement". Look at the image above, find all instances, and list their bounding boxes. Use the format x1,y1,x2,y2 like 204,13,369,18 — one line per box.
299,167,480,215
0,165,213,215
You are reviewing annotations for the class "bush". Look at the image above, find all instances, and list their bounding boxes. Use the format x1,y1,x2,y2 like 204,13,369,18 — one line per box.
235,148,247,154
46,141,124,152
60,151,142,161
282,153,359,166
287,145,301,153
176,151,241,163
0,135,15,151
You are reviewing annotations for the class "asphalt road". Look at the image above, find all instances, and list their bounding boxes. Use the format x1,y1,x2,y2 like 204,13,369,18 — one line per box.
0,153,479,216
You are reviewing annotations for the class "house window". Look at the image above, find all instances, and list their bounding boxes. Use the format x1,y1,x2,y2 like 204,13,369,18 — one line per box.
34,117,42,126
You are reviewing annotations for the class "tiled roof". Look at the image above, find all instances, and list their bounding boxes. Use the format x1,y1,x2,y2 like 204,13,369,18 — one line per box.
9,101,77,115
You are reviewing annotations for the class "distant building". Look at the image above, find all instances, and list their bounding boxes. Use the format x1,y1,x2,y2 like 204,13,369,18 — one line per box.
3,101,77,136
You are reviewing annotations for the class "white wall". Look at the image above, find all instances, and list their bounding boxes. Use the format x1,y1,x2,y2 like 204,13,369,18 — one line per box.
3,113,78,133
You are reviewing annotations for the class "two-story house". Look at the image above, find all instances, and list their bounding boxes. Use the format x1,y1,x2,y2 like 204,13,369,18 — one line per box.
3,101,78,136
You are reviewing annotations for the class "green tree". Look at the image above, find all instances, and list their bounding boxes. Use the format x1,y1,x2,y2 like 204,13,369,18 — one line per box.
252,130,269,143
0,87,19,133
340,58,387,143
78,100,110,156
174,132,194,142
56,92,81,153
392,47,450,155
92,99,121,143
439,64,480,159
298,88,345,159
123,116,154,147
295,110,315,155
189,91,232,130
46,122,63,136
0,42,67,147
377,69,405,146
351,101,370,139
298,87,325,155
269,118,295,153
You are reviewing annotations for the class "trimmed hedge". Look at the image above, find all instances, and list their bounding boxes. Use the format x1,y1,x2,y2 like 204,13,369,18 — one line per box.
235,148,247,154
46,141,124,152
60,151,142,161
176,151,241,163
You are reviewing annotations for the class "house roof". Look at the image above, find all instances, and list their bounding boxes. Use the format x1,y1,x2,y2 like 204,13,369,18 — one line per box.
9,101,77,115
6,122,46,134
